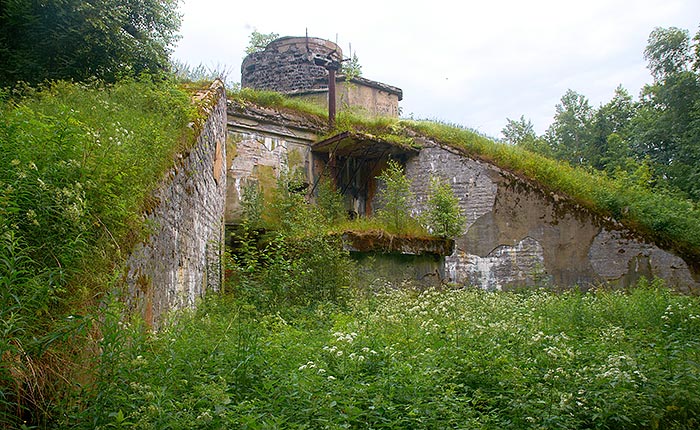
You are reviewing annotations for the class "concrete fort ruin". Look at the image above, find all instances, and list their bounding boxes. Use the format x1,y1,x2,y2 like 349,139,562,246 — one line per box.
227,36,700,293
126,36,699,328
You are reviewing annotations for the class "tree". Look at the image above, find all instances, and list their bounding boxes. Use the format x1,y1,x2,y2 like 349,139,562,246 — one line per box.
632,25,700,199
644,27,691,82
425,176,464,238
342,53,362,79
502,116,551,156
245,30,279,54
0,0,182,86
544,89,594,166
376,160,414,234
590,85,637,170
502,116,536,146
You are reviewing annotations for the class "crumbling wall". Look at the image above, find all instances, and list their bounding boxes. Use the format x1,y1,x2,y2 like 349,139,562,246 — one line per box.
125,81,227,328
241,37,341,93
224,102,320,224
405,141,700,292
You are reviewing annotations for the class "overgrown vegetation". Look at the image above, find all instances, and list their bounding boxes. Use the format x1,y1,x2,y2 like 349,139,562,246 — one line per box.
2,13,700,429
67,277,700,429
231,87,700,262
504,25,700,202
0,0,182,86
375,160,416,234
229,175,356,312
0,78,196,427
424,176,465,238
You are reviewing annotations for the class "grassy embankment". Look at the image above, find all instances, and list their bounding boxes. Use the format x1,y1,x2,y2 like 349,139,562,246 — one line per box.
0,78,201,426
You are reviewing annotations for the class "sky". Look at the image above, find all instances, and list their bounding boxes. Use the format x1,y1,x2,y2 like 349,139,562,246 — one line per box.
172,0,700,139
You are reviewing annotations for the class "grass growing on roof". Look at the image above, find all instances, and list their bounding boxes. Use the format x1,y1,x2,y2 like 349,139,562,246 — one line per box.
405,120,700,261
232,87,700,260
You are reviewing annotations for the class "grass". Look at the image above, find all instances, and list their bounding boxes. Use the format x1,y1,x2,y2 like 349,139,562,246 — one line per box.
66,280,700,429
0,77,198,426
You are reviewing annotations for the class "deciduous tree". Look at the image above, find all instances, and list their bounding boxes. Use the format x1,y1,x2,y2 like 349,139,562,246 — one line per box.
0,0,181,86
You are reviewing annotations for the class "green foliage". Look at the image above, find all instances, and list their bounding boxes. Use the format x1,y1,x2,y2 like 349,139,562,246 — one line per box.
70,282,700,429
230,173,356,311
0,0,182,86
407,119,700,262
376,160,416,234
316,177,347,224
171,60,236,88
229,87,329,120
233,85,700,259
519,26,700,202
644,27,692,81
0,78,195,425
424,176,465,238
342,53,363,80
245,30,279,55
240,182,264,229
544,89,594,166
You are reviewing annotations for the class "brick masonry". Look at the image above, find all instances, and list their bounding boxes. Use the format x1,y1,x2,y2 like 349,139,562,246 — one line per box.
125,81,227,328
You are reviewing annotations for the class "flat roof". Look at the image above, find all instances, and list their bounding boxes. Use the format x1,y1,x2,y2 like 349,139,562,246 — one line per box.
312,131,419,159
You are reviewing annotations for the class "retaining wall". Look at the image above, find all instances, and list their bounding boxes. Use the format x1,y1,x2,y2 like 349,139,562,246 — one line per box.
125,81,228,328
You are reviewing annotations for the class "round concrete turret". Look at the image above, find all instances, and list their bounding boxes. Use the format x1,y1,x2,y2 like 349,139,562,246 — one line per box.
241,36,343,93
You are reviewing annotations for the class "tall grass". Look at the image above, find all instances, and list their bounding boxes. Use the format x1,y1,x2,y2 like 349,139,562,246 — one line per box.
70,280,700,429
0,77,196,426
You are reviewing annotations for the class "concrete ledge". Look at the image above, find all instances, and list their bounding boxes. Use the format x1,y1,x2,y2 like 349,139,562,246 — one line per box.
341,230,454,256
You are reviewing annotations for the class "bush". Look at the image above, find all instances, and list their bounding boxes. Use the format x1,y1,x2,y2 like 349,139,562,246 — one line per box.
424,176,465,238
376,159,415,234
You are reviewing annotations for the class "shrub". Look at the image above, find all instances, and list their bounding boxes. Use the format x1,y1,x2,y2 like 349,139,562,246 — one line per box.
424,176,465,238
376,159,415,234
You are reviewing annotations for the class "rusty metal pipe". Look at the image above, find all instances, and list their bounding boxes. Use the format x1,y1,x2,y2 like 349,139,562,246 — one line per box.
328,68,336,128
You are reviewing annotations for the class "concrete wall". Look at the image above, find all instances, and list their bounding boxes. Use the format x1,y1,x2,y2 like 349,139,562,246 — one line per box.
241,36,402,118
225,102,320,224
338,81,400,117
296,80,401,117
125,81,227,328
224,102,699,293
405,141,700,292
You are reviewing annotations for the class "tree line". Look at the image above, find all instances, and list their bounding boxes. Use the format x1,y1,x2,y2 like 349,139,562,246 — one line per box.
502,25,700,201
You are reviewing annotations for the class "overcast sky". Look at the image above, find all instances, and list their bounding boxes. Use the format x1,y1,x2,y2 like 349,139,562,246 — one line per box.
173,0,700,139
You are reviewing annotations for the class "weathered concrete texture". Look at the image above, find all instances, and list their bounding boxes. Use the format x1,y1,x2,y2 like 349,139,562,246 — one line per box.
447,237,546,290
352,252,445,290
125,81,227,328
341,231,454,256
406,145,497,230
294,76,403,117
405,140,700,292
225,100,323,223
241,36,403,117
242,37,342,93
224,101,699,292
589,229,698,293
